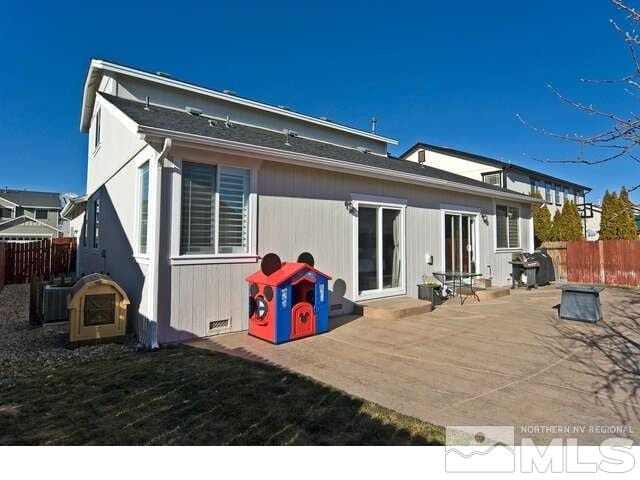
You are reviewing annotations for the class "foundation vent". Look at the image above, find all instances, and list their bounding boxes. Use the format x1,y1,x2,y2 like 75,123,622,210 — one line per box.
209,319,230,331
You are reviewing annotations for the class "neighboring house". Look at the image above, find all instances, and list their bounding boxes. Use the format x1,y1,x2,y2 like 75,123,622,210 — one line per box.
585,203,640,241
400,144,591,217
584,204,603,241
70,59,542,347
0,189,63,242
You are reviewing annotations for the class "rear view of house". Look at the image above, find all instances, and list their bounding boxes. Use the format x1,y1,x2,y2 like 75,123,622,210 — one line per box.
71,59,543,347
0,189,63,242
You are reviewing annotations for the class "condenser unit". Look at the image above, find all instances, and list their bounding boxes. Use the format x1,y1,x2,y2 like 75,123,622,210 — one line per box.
43,284,74,322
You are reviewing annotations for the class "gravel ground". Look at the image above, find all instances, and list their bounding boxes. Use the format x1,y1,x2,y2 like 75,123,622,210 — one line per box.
0,284,135,385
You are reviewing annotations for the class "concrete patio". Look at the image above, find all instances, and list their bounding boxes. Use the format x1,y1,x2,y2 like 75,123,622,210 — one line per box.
189,286,640,444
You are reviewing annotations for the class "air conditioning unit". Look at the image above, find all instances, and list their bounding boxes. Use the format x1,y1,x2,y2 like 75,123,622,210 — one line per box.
43,284,73,322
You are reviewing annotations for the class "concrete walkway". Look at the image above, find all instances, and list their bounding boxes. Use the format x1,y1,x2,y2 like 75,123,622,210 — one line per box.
190,286,640,444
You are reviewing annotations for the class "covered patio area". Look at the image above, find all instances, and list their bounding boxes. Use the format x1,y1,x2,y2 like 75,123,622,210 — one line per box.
190,286,640,444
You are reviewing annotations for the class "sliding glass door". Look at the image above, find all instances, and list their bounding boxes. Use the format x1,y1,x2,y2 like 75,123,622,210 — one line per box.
444,213,476,273
357,205,404,296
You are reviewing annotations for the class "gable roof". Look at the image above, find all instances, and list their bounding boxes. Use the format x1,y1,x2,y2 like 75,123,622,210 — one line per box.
80,59,397,146
0,215,61,232
102,94,538,203
401,142,591,192
0,189,61,208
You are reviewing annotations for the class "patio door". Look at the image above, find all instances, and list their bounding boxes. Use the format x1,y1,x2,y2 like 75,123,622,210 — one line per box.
444,213,476,273
357,204,404,298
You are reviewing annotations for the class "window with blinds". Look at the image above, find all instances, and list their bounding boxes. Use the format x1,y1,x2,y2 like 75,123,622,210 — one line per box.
218,167,249,253
138,162,149,254
545,183,553,203
496,205,520,249
179,162,250,255
180,162,216,254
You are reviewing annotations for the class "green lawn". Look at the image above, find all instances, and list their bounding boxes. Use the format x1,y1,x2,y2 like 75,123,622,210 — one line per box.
0,345,444,445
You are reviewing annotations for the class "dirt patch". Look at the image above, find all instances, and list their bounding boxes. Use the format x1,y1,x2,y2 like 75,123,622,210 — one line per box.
0,284,134,385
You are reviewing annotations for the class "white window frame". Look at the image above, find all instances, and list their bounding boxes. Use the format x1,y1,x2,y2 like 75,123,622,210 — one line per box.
351,193,407,302
494,203,521,252
439,204,481,274
136,160,150,258
94,107,101,152
92,197,100,249
170,157,258,265
545,183,553,204
482,171,503,188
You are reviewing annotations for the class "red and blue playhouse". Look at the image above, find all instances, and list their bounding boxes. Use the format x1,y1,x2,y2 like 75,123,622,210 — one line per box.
246,252,331,344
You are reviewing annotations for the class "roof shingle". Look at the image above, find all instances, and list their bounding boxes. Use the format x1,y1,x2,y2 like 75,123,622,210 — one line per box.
0,189,61,208
103,94,534,201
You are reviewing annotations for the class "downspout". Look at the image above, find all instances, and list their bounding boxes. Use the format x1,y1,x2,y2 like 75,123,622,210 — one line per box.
146,137,172,349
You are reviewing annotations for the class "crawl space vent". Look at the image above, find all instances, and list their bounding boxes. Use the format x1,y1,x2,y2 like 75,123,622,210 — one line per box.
209,319,230,330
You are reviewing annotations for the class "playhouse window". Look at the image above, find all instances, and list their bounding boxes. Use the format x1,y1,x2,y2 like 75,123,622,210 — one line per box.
180,162,250,255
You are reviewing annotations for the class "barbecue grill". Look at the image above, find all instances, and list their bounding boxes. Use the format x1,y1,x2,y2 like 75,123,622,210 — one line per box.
509,250,555,289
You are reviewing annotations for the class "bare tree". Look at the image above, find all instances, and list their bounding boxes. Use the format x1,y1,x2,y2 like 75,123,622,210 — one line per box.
518,0,640,194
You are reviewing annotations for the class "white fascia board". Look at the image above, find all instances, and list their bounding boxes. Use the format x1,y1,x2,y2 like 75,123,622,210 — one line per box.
60,195,88,220
138,125,541,205
0,195,19,207
81,59,398,145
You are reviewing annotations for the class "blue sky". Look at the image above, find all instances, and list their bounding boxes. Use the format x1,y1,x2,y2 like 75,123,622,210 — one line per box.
1,0,638,203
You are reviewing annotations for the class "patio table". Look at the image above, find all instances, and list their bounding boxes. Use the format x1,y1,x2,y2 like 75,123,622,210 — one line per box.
432,271,483,305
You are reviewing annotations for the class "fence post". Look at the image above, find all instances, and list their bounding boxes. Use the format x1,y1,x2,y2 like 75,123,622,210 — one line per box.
598,241,605,284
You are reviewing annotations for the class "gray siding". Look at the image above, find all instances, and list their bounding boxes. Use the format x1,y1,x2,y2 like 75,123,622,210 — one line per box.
158,157,533,343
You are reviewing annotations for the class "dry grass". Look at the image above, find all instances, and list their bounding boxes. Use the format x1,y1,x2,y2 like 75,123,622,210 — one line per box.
0,345,444,445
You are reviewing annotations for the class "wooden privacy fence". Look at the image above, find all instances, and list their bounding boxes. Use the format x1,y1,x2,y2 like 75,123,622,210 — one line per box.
567,240,640,287
51,237,77,276
0,242,5,290
540,241,567,281
1,237,77,284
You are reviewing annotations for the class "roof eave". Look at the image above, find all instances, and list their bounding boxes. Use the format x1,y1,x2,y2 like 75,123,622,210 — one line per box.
138,125,537,204
403,142,592,192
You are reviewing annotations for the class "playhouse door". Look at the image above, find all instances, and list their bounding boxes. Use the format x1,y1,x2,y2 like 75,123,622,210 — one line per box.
291,302,315,339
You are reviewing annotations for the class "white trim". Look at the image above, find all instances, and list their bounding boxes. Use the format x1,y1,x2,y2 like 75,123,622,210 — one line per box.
135,160,151,256
140,125,539,204
170,255,259,266
351,197,407,302
493,202,522,252
0,196,19,207
170,157,259,260
350,193,407,206
439,204,480,274
81,59,398,145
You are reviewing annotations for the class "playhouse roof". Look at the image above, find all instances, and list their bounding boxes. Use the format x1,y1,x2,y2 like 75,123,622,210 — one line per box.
246,262,331,286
